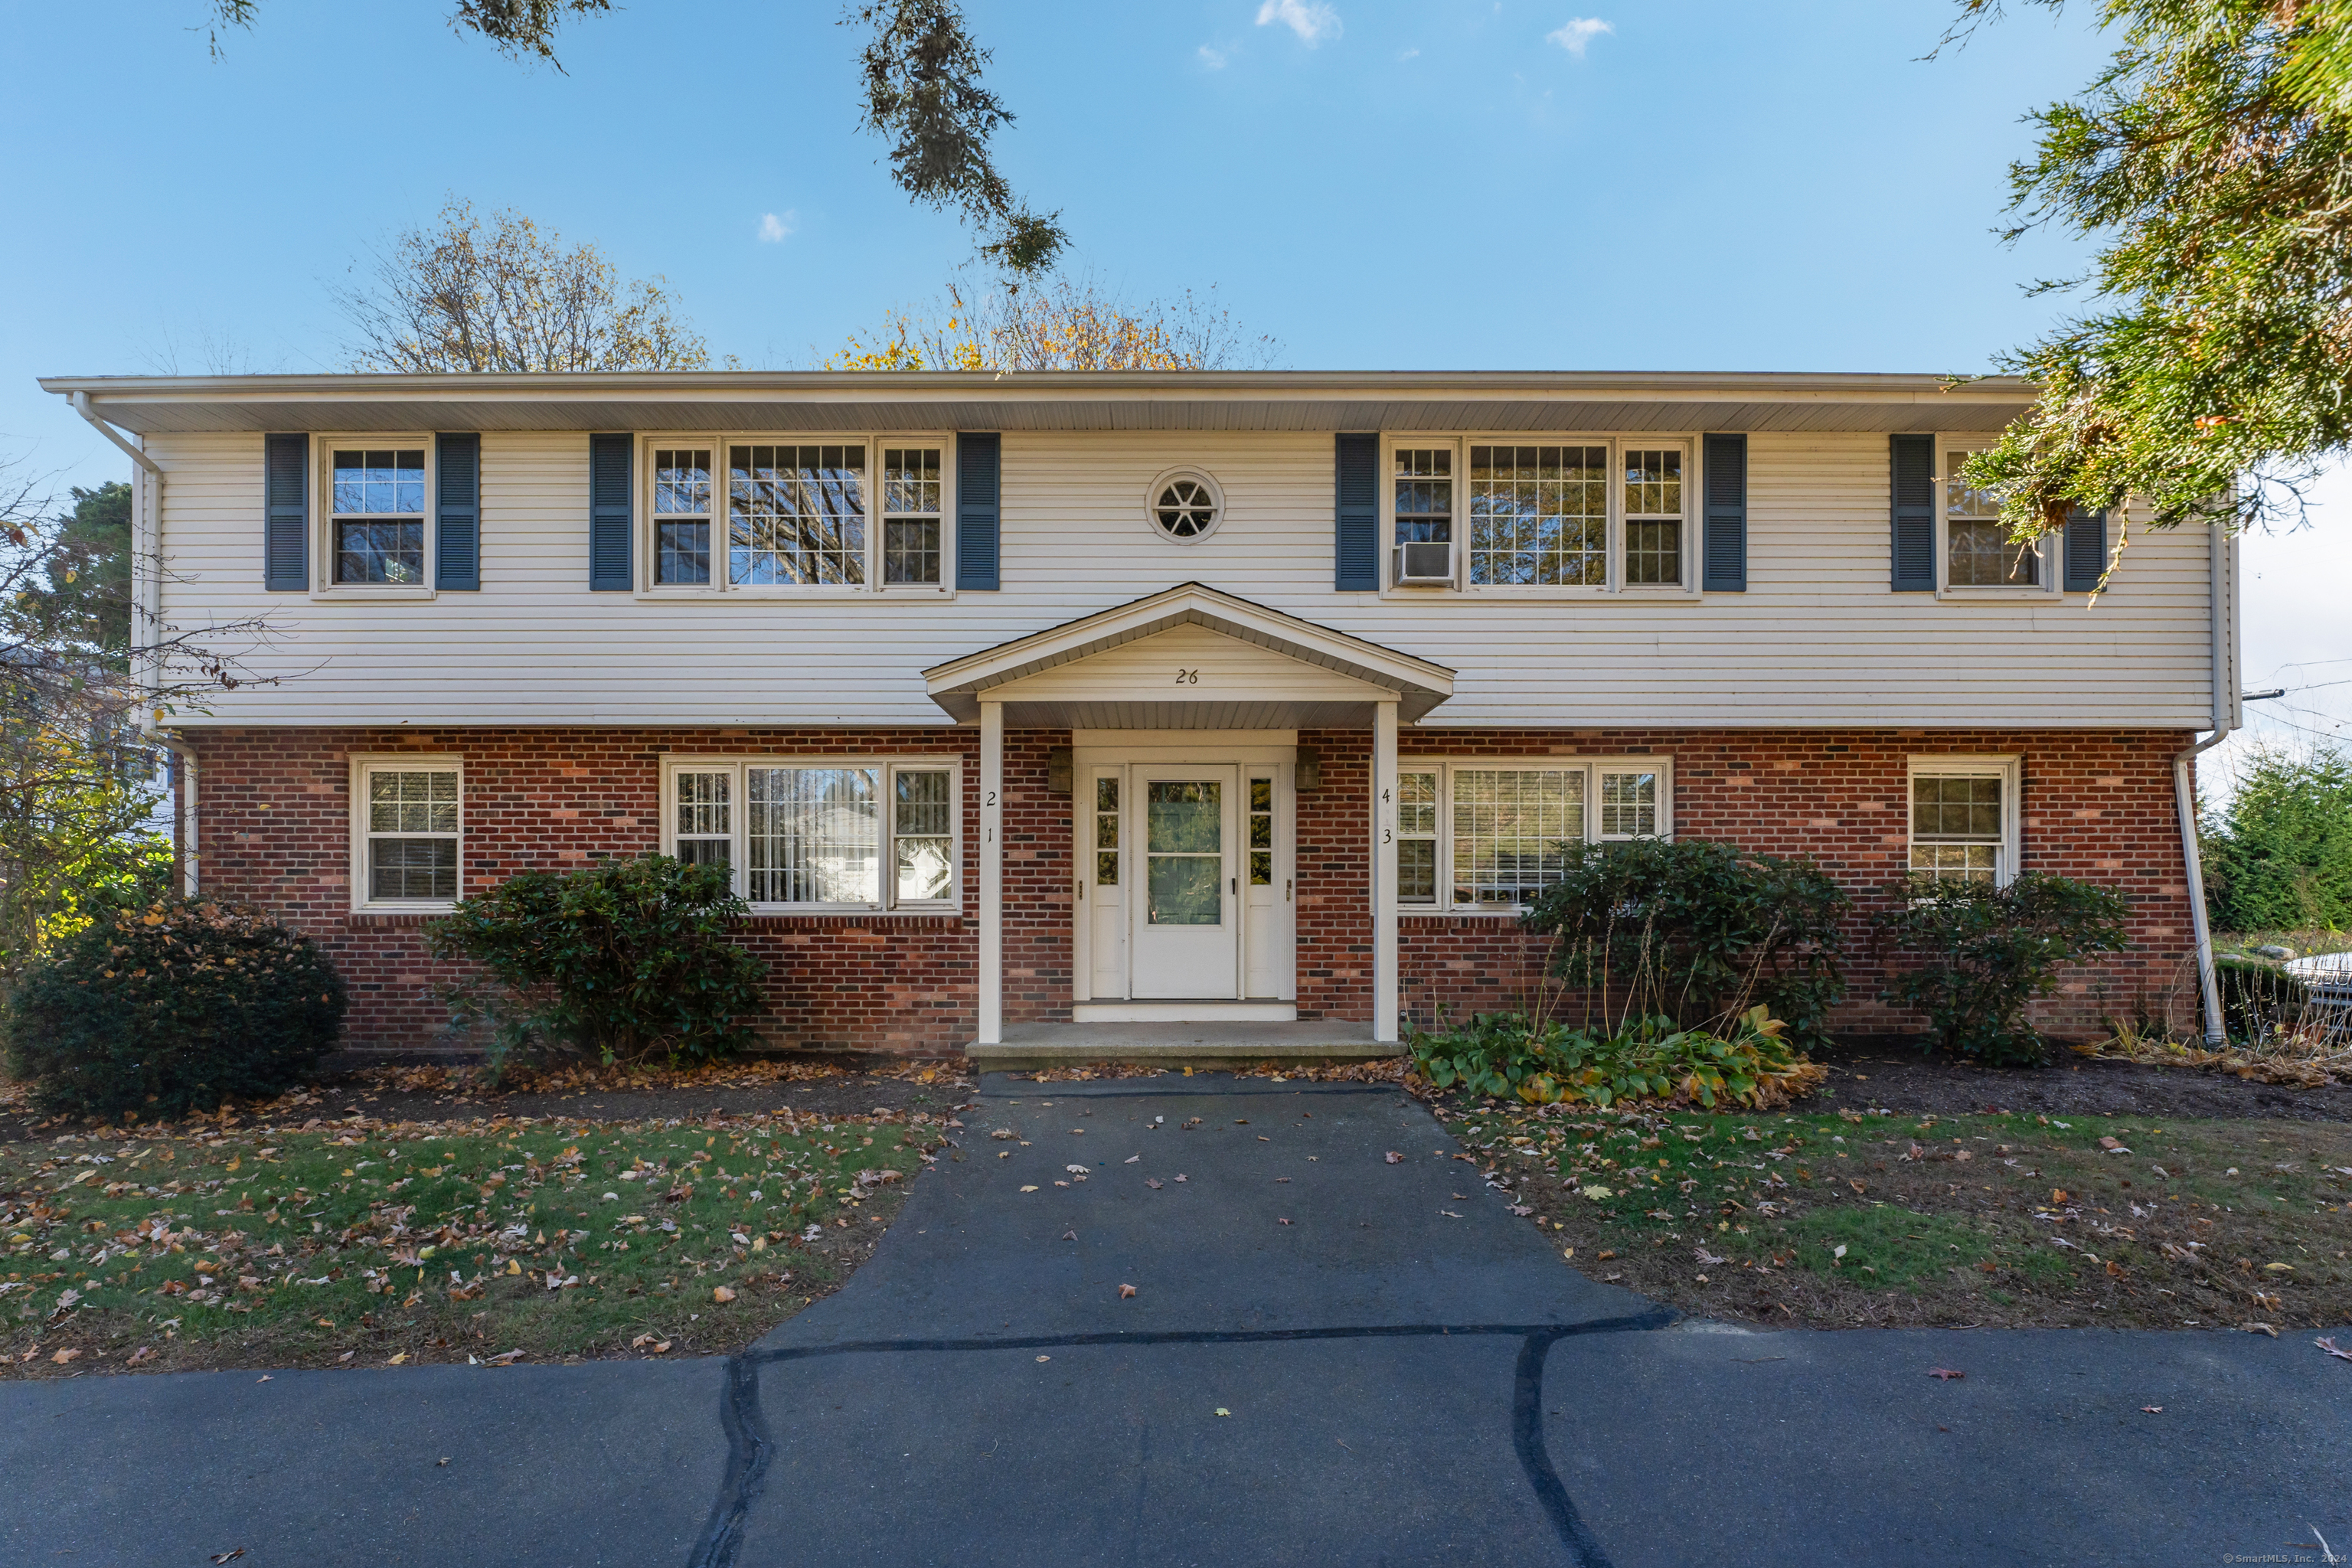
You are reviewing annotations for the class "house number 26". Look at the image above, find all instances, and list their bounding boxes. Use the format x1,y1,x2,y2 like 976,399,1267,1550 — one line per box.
1174,668,1198,684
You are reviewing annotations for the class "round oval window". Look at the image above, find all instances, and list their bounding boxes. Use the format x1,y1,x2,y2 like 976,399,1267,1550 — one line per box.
1152,475,1220,540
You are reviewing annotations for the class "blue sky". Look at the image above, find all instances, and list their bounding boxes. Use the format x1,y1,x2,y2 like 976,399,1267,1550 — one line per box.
0,0,2342,764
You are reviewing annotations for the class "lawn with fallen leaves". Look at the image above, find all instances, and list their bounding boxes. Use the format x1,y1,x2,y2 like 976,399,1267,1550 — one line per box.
1438,1102,2352,1331
0,1107,944,1376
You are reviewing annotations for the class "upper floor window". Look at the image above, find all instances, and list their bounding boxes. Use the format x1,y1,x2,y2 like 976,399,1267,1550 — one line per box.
331,447,427,585
661,756,959,910
1387,437,1694,593
642,435,949,593
350,755,462,912
1392,756,1671,912
1942,446,2043,589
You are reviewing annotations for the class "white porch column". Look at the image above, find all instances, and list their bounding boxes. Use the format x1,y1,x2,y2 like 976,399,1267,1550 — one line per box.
1373,698,1400,1044
978,701,1004,1046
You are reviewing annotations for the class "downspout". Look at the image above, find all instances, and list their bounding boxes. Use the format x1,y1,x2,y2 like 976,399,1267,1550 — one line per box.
2171,519,2238,1047
67,392,193,893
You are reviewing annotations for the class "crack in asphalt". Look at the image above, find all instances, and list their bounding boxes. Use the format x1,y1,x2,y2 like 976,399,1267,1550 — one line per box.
686,1312,1675,1568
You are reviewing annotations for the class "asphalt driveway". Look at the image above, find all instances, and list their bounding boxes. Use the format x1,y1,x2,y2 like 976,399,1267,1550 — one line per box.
2,1073,2345,1567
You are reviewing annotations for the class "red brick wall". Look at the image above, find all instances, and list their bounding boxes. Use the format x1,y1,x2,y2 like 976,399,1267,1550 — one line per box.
184,724,2200,1054
1382,727,2203,1040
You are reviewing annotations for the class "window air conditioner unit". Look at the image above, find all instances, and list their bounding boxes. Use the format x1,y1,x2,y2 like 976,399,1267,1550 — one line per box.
1393,541,1453,585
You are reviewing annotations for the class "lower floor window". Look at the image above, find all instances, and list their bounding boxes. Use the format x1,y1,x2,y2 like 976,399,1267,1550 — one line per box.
1394,757,1670,912
665,757,959,909
1908,758,2018,885
354,758,461,908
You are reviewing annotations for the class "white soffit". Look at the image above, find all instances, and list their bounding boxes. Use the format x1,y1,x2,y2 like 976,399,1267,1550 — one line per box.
39,370,2037,436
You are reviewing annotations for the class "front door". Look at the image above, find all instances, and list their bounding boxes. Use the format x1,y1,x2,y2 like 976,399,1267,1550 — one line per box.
1129,766,1240,999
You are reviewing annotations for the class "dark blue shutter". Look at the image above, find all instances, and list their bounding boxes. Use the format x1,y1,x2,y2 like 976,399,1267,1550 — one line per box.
436,433,480,590
1890,433,1936,592
956,432,1001,591
263,433,308,591
1701,433,1747,592
1334,433,1378,590
589,433,632,591
2063,507,2109,592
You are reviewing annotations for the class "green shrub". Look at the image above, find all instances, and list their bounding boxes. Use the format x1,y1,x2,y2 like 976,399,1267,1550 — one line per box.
1518,837,1849,1046
3,900,345,1119
2202,745,2352,932
2214,954,2311,1044
430,855,767,1068
1873,873,2132,1065
1409,1006,1826,1110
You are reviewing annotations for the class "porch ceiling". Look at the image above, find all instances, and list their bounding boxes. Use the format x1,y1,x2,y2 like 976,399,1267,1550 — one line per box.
923,583,1455,727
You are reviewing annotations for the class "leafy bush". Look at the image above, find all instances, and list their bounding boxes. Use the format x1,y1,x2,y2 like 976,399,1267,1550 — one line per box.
2214,954,2311,1044
1410,1005,1826,1110
3,899,345,1119
2202,744,2352,932
1874,873,2132,1065
430,855,767,1068
1518,838,1849,1046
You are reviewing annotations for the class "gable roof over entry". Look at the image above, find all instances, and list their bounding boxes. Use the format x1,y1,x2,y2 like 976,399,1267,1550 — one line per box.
922,583,1455,729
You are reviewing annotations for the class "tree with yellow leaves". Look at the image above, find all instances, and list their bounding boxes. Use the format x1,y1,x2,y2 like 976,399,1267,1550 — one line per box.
825,276,1281,372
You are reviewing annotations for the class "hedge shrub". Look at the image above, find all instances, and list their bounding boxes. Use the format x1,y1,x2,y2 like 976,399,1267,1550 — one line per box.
4,900,345,1119
1518,837,1850,1046
1874,873,2132,1065
430,854,766,1067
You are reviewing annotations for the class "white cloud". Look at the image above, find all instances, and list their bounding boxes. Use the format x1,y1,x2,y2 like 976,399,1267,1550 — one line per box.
1546,17,1612,57
1398,45,1420,60
757,211,795,243
1198,44,1228,68
1256,0,1341,46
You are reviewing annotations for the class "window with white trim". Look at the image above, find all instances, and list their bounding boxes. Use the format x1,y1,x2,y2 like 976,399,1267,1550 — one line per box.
1387,436,1694,592
642,435,949,593
351,756,462,910
662,758,959,910
1392,758,1671,911
328,445,429,586
1906,756,2020,886
1942,445,2043,589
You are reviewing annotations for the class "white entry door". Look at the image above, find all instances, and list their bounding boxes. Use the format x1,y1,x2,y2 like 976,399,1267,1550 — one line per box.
1129,766,1240,999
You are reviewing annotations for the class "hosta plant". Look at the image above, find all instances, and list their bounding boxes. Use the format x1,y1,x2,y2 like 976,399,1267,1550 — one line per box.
1409,1005,1825,1112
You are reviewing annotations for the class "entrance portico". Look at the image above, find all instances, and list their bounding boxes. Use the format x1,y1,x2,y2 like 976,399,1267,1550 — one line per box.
923,583,1454,1049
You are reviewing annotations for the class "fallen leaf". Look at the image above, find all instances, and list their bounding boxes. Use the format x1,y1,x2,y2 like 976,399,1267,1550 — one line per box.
712,1286,737,1304
1061,1230,1078,1241
1035,1355,1050,1363
126,1346,155,1367
2317,1337,2352,1363
1978,1259,1998,1274
1695,1247,1728,1266
256,1375,271,1383
1119,1284,1137,1298
1124,1155,1141,1165
1385,1152,1403,1165
2098,1136,2126,1152
1596,1250,1617,1261
1847,1178,1866,1195
2243,1322,2281,1338
50,1348,80,1364
209,1551,245,1564
485,1349,525,1365
436,1457,450,1467
2263,1263,2295,1272
1276,1217,1293,1226
1929,1367,1965,1381
387,1353,408,1365
1019,1185,1039,1193
1580,1185,1614,1200
1145,1178,1163,1190
2141,1406,2163,1413
1214,1407,1230,1417
1174,1174,1187,1183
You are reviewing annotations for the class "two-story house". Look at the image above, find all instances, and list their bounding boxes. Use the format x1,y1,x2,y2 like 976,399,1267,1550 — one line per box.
44,371,2239,1060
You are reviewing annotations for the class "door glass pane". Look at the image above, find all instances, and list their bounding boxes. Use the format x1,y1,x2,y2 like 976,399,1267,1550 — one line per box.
1146,781,1221,852
1094,776,1119,885
1247,776,1273,884
1147,854,1222,926
1145,779,1221,925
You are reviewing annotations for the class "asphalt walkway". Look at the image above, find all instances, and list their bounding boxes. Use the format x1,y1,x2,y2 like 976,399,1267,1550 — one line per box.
2,1073,2345,1566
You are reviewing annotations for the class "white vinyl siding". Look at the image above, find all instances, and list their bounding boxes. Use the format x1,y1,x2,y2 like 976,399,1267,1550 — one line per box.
1398,757,1671,913
660,757,959,911
147,429,2226,730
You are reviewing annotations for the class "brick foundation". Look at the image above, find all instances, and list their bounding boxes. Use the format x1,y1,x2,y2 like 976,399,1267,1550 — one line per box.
182,724,2200,1054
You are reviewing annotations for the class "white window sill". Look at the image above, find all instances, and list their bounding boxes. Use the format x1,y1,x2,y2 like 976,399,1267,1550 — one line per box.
1377,586,1703,604
1395,906,1529,918
312,587,437,603
1933,585,2056,603
351,902,457,915
744,903,959,916
629,587,955,603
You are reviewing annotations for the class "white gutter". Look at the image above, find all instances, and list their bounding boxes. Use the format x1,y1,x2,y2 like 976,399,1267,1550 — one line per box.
157,738,200,897
70,392,193,893
2171,520,2238,1047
